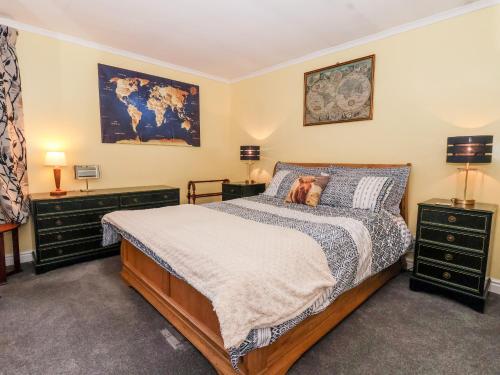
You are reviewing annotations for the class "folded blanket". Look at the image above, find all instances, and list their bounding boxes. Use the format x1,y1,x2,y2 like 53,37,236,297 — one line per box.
103,204,336,349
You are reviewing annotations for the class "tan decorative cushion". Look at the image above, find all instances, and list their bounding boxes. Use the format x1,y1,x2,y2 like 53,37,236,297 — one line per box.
285,175,330,207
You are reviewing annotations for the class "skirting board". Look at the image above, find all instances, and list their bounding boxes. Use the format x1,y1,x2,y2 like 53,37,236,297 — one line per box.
4,250,500,295
5,250,34,267
490,278,500,295
404,251,414,271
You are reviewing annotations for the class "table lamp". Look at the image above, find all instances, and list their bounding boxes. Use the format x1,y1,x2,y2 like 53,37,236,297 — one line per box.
240,145,260,184
45,151,67,196
447,135,493,206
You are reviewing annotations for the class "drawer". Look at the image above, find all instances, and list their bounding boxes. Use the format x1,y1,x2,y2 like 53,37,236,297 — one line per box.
420,207,488,232
416,244,482,272
242,185,265,196
38,225,102,247
419,226,485,253
36,210,109,231
38,238,110,261
36,196,119,214
125,201,178,210
120,190,178,207
222,184,243,196
415,261,480,292
222,193,240,201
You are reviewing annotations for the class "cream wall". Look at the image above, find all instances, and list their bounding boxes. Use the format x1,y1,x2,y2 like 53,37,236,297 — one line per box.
230,6,500,278
11,31,237,255
7,6,500,280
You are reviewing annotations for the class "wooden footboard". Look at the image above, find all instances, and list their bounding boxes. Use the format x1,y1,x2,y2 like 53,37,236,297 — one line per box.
121,240,402,375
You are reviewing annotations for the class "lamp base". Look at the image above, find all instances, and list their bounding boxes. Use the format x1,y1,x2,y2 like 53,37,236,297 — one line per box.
51,168,66,196
451,198,475,207
50,190,67,196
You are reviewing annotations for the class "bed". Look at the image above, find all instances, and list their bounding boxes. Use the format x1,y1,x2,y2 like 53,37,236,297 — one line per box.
103,162,411,375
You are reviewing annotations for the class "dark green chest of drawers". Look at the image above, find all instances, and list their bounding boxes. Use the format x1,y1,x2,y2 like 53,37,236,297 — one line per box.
409,198,497,312
222,182,266,201
31,185,179,273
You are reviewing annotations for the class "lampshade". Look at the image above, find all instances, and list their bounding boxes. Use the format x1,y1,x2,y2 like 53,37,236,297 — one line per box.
446,135,493,164
44,151,67,167
240,145,260,161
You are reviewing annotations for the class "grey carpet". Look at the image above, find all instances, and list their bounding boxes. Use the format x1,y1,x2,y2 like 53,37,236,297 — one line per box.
1,257,499,375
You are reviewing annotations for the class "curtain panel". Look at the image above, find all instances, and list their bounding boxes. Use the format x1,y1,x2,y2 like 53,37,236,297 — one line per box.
0,25,29,224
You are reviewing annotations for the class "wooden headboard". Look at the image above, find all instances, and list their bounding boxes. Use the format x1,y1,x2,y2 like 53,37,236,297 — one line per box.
273,162,411,224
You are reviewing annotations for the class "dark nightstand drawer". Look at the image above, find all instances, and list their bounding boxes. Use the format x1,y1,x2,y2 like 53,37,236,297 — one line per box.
243,184,265,195
38,225,102,247
125,201,178,210
37,210,109,231
419,226,485,253
38,238,110,261
222,183,265,200
222,193,240,201
222,184,243,196
120,191,178,207
416,244,482,272
415,261,480,292
420,207,488,232
37,197,119,214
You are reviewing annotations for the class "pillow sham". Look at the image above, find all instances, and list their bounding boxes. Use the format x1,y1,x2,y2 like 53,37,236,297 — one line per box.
320,175,393,212
274,162,333,175
327,166,410,215
263,169,293,197
285,175,330,207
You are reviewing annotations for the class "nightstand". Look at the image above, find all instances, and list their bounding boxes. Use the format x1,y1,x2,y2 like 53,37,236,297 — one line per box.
410,198,497,312
222,182,266,201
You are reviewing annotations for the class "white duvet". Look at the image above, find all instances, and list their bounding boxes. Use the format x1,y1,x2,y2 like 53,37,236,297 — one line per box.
103,204,336,348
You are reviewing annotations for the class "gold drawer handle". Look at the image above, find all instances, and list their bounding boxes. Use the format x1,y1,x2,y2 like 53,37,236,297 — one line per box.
133,197,139,203
98,201,104,206
55,219,63,226
447,215,457,223
444,253,454,261
54,205,62,211
446,234,455,243
442,271,451,280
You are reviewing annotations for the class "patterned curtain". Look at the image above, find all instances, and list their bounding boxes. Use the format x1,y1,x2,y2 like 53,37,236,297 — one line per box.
0,25,28,224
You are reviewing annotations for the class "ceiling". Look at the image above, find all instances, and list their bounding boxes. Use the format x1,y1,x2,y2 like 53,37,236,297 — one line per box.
0,0,482,81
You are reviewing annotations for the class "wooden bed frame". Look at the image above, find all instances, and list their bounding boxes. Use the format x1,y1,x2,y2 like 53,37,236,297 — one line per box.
121,162,411,375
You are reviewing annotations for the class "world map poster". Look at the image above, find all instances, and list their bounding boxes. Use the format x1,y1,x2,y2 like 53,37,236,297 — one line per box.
98,64,200,146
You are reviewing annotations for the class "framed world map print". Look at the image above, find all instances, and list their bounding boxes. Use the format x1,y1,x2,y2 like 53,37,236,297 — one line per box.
98,64,200,146
303,55,375,126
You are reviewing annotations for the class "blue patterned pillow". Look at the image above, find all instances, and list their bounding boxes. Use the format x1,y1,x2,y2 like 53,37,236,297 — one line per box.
320,175,393,213
274,162,333,175
328,166,410,215
263,170,294,198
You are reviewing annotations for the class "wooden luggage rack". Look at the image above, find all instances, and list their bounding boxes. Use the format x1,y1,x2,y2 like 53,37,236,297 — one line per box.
187,179,229,204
